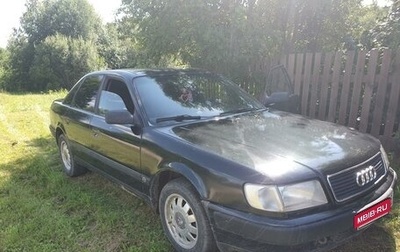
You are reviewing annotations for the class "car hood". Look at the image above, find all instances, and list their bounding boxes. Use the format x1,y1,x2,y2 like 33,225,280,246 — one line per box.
171,110,381,179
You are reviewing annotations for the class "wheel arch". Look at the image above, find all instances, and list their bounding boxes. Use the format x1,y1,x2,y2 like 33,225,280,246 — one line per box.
55,124,66,144
149,162,208,213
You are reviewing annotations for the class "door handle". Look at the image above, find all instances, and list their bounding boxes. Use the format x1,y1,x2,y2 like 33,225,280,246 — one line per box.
92,128,100,137
62,116,70,125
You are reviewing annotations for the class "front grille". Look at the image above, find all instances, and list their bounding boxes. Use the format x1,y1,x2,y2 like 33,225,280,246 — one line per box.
327,152,387,202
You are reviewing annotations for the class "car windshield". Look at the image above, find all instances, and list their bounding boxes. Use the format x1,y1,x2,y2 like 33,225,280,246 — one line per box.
133,72,264,124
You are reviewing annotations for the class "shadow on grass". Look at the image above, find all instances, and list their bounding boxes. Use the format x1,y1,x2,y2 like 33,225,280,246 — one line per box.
1,136,398,251
0,136,172,251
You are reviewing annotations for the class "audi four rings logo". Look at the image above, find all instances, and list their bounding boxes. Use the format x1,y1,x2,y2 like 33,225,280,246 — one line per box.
356,166,377,187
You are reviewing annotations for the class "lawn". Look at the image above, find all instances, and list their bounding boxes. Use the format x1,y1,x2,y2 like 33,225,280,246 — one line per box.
0,92,398,252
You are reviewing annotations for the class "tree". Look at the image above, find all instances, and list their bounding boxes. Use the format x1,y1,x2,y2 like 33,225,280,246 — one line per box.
116,0,364,93
348,2,388,49
5,0,104,91
3,32,33,91
117,0,277,89
0,48,10,90
29,34,105,90
362,0,400,49
21,0,102,45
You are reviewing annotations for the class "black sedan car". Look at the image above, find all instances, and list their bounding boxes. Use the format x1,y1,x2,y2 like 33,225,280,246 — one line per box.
50,69,397,252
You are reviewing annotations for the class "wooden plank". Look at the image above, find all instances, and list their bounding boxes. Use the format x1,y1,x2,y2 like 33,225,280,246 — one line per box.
371,49,391,136
301,53,313,115
309,53,322,118
348,51,367,128
280,55,288,68
338,51,356,125
327,51,342,122
294,53,304,95
317,52,333,120
287,54,296,85
383,52,400,144
359,49,379,133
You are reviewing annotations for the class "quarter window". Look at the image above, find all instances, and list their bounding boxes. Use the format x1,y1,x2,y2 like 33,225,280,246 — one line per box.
73,75,103,112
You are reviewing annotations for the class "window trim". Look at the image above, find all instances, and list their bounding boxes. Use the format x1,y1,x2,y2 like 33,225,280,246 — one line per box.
96,76,135,117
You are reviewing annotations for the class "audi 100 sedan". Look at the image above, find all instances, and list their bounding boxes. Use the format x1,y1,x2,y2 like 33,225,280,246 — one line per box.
49,69,397,252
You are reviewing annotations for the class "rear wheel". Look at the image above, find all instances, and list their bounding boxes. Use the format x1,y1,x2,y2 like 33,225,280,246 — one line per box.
58,134,87,177
159,178,217,252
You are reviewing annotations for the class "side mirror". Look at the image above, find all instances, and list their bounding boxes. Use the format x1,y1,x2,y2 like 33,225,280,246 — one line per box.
264,92,300,114
105,110,135,125
264,92,290,106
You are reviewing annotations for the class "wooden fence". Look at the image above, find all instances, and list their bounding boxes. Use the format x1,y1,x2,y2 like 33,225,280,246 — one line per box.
275,49,400,151
244,49,400,152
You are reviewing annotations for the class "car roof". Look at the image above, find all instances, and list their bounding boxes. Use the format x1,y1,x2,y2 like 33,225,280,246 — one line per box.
89,68,212,79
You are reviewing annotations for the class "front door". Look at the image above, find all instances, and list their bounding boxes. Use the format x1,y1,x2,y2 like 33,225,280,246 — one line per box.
90,77,144,193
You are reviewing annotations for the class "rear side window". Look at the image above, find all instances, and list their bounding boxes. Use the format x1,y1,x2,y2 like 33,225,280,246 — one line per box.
73,75,104,112
63,81,80,105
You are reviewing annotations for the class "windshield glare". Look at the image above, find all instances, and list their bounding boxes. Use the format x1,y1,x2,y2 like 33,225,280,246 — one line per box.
134,73,264,124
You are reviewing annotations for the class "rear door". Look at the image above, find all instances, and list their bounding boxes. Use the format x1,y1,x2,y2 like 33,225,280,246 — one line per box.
63,74,104,164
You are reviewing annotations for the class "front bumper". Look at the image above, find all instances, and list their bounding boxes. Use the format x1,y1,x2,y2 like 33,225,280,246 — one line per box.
204,168,397,252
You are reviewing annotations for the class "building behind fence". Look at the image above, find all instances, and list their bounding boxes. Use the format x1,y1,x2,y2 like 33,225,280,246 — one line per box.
247,49,400,151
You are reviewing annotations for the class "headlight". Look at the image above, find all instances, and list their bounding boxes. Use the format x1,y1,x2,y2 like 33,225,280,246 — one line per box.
244,180,328,212
380,145,390,169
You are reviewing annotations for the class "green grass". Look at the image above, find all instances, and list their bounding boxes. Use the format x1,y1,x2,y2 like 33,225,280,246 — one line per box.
0,92,171,252
0,92,398,252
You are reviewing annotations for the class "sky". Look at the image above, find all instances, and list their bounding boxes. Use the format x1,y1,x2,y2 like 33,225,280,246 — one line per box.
0,0,121,48
0,0,393,48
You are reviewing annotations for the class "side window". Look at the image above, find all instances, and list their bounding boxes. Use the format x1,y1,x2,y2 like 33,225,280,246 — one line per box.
73,75,103,112
98,79,134,116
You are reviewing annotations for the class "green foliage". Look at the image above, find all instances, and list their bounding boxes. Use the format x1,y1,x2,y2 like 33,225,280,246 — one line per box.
2,35,33,91
116,0,369,93
3,0,105,92
21,0,102,44
363,0,400,49
349,2,388,49
0,0,397,92
30,34,105,90
97,24,123,69
266,0,362,52
117,0,277,90
96,23,153,69
0,48,10,90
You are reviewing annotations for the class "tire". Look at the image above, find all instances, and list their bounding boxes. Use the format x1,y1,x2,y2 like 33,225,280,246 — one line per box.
58,134,87,177
159,178,217,252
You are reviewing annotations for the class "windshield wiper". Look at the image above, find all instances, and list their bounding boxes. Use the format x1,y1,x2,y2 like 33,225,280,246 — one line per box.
219,108,256,116
156,114,202,123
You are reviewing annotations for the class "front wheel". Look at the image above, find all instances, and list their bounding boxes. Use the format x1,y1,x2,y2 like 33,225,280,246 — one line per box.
58,134,87,177
159,178,217,252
